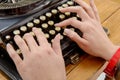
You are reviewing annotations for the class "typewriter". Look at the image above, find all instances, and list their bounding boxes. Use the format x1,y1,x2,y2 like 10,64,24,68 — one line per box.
0,0,109,80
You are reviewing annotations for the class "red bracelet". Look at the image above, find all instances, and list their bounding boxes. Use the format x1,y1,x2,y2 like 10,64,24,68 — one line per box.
104,48,120,77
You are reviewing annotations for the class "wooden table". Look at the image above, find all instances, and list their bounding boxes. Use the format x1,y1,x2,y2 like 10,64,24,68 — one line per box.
0,0,120,80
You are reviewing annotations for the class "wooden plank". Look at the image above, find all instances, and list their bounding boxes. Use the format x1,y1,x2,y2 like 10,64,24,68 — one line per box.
103,9,120,45
67,56,105,80
111,0,120,3
84,0,120,23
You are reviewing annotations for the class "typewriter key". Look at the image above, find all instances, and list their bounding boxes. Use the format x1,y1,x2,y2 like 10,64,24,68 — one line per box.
51,9,58,14
55,27,61,32
60,35,64,40
30,32,35,36
46,12,52,18
16,49,21,55
13,30,20,35
62,4,69,8
20,26,27,32
45,33,50,39
5,35,11,40
48,21,54,26
51,39,54,43
65,12,71,16
33,19,40,24
63,32,67,35
70,28,75,31
67,1,74,6
42,23,48,29
59,14,65,20
57,6,63,10
49,30,56,35
38,28,42,31
40,16,46,21
27,22,34,28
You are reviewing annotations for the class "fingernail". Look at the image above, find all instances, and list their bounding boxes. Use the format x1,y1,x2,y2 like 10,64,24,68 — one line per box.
32,27,37,30
6,43,12,49
54,23,59,26
57,33,61,39
64,29,70,35
14,35,20,40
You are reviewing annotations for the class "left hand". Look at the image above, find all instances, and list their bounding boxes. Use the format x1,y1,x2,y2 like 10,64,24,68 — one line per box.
7,28,66,80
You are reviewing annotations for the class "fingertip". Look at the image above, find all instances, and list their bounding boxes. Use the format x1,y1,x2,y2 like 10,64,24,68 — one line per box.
64,28,71,36
56,33,61,40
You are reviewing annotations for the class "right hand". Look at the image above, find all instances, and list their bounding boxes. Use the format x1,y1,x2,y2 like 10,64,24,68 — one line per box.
55,0,119,61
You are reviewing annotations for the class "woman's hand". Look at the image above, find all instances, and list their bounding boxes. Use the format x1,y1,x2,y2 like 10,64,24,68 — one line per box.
55,0,119,61
6,28,66,80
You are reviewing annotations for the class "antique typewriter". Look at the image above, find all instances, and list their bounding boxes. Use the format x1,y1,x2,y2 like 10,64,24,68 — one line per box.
0,0,109,80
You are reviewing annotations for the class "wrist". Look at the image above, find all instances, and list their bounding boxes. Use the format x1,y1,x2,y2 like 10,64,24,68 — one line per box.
104,47,120,77
102,45,120,61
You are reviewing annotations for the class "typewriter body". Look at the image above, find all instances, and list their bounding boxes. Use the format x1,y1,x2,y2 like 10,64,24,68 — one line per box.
0,0,86,79
0,0,110,79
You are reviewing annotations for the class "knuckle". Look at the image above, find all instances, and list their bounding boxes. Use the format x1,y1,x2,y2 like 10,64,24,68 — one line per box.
75,6,82,12
69,31,77,38
10,52,16,58
94,9,98,14
86,6,92,11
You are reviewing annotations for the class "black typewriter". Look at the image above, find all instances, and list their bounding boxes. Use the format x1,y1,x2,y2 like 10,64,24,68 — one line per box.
0,0,109,80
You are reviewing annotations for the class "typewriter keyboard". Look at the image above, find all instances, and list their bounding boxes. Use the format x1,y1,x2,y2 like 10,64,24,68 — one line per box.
0,0,83,65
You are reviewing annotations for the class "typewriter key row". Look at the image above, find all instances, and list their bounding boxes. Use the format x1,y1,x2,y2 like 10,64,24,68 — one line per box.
2,0,80,53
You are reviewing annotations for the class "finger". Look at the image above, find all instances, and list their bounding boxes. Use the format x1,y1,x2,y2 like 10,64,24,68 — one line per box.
59,6,89,21
74,0,95,19
55,18,84,32
32,27,49,46
90,0,100,22
14,35,30,57
23,33,38,51
6,43,22,66
52,34,62,57
64,29,88,47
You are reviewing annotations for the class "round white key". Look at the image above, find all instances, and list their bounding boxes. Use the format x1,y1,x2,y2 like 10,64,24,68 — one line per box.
67,1,74,6
5,35,11,40
55,27,61,32
42,23,48,29
33,19,40,24
62,4,69,8
48,21,54,26
13,30,20,35
51,9,58,14
20,26,27,32
27,22,34,28
45,33,50,39
49,30,56,35
40,16,46,21
46,12,52,18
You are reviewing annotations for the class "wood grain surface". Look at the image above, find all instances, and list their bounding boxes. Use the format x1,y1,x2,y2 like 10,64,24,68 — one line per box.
0,0,120,80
